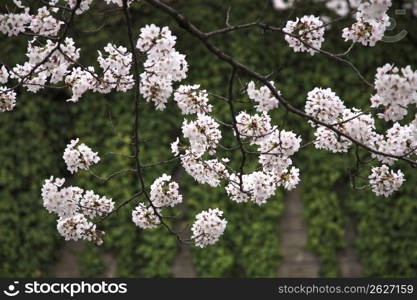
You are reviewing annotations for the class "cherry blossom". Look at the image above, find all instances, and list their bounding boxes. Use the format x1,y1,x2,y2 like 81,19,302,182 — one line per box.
132,203,161,229
150,174,183,208
369,165,405,197
283,15,325,55
63,138,100,174
191,208,227,248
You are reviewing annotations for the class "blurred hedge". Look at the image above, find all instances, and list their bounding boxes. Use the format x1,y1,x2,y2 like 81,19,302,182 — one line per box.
1,0,417,277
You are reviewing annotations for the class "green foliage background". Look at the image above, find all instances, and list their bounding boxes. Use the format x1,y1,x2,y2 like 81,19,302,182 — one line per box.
0,0,416,277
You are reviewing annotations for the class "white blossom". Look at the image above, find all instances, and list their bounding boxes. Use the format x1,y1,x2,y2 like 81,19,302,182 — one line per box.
283,15,325,55
132,203,161,229
67,0,94,15
150,174,182,207
65,67,96,102
226,172,277,205
371,64,417,122
41,177,82,218
181,151,229,187
247,81,279,112
29,6,63,36
63,138,100,173
80,190,114,218
174,84,212,115
57,213,104,245
0,87,16,112
342,0,392,46
0,8,31,36
137,25,188,110
369,165,405,197
182,114,221,156
305,87,346,125
235,111,272,145
0,65,9,84
95,43,134,93
258,129,302,173
276,167,300,191
191,208,227,248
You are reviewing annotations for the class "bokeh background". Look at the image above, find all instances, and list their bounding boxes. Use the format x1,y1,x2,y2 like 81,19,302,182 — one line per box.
1,0,417,277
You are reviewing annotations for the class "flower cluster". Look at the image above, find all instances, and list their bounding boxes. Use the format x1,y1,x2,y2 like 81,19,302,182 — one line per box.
369,165,405,197
11,38,80,93
247,81,280,112
180,152,229,187
305,87,346,125
65,67,96,102
191,208,227,248
0,8,31,36
226,172,277,205
42,177,114,244
182,114,221,156
371,64,417,122
305,87,379,153
67,0,93,15
342,0,392,46
283,15,325,55
80,190,115,218
96,43,134,93
174,84,212,115
235,111,272,145
132,203,161,229
57,214,103,244
137,24,188,110
258,129,302,174
0,65,8,84
0,87,17,112
63,138,100,174
150,174,183,207
373,122,417,165
29,6,63,37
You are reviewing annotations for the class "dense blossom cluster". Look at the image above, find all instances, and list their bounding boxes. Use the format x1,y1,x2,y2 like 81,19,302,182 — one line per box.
247,81,279,112
305,87,346,125
303,83,416,196
305,87,377,153
0,87,17,112
0,8,32,36
283,15,325,55
57,214,103,244
96,43,134,93
150,174,183,207
342,0,392,46
41,176,114,244
132,203,161,229
11,37,80,93
182,114,222,156
137,24,188,110
191,208,227,248
369,165,405,197
373,122,417,165
226,172,277,205
180,152,229,187
371,64,417,122
235,111,272,145
174,84,212,115
63,138,100,173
